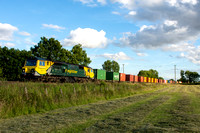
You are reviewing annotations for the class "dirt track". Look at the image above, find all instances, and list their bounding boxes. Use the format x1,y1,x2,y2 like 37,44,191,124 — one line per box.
0,85,200,132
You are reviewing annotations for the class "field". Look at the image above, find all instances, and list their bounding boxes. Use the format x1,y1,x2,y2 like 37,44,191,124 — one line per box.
0,82,200,132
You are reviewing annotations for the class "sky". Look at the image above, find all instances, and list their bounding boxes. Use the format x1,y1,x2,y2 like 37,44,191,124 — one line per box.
1,0,200,80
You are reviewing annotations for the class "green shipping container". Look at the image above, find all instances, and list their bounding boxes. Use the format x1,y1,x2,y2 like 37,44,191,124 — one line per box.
106,72,119,81
94,69,106,80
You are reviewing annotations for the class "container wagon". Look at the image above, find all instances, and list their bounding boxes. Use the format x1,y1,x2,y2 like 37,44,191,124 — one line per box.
134,75,138,82
106,72,119,81
138,76,144,82
144,77,147,82
119,73,126,82
126,74,134,82
94,69,106,80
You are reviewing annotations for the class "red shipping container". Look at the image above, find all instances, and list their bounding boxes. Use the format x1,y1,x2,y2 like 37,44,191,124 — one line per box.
138,76,144,82
133,75,138,82
119,73,126,82
126,74,134,82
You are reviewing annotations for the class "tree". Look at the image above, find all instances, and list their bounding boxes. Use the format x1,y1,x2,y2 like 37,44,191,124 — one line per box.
112,60,120,72
31,37,65,61
185,70,199,83
102,60,112,72
70,44,91,66
179,70,187,83
179,70,200,83
31,38,91,66
0,46,32,80
102,60,120,72
138,70,149,77
138,69,159,78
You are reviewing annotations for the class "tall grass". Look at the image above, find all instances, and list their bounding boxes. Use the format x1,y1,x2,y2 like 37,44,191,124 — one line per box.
0,81,166,118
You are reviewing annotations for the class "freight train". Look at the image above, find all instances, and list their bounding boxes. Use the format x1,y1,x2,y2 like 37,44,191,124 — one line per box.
22,57,174,83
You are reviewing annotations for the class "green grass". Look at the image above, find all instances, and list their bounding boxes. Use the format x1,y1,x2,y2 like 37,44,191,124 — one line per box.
1,84,200,132
0,81,167,118
56,92,169,132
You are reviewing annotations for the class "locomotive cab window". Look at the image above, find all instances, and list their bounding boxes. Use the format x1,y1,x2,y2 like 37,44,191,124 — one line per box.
39,61,45,66
91,69,93,72
26,60,36,66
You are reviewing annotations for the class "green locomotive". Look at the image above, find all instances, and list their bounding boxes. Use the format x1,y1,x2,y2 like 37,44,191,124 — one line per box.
22,57,94,82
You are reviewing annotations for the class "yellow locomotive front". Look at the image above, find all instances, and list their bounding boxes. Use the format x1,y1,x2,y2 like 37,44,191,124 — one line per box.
22,57,54,77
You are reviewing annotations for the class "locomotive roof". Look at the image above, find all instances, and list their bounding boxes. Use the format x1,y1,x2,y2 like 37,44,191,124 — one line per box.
53,61,92,69
27,57,92,68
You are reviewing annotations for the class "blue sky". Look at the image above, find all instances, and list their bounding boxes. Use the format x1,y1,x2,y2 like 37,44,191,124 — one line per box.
1,0,200,80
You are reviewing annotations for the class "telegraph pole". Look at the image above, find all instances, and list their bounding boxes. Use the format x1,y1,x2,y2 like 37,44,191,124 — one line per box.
123,64,124,73
174,65,176,83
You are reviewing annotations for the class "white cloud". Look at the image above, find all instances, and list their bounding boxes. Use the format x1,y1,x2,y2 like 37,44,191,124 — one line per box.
181,0,198,5
18,31,31,36
119,20,192,49
164,20,177,27
42,24,65,31
75,0,106,6
111,0,200,51
100,52,131,60
162,42,200,65
139,25,156,32
182,47,200,64
78,0,93,4
136,52,148,57
24,38,37,45
0,42,15,47
111,0,135,10
112,11,120,15
128,11,136,16
162,43,195,52
0,23,18,41
62,27,108,48
97,0,107,5
5,42,15,47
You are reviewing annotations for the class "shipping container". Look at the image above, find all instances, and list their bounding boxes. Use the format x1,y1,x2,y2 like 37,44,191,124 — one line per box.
144,77,147,82
138,76,144,82
93,69,106,80
126,74,134,82
147,77,151,83
151,78,154,83
119,73,126,82
133,75,138,82
106,72,119,81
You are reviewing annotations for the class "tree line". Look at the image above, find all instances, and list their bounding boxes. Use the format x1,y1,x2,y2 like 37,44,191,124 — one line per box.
1,36,199,83
178,70,199,83
0,37,91,80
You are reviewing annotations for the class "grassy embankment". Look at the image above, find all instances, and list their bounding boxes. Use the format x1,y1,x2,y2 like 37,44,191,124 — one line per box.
1,84,200,132
0,81,167,118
